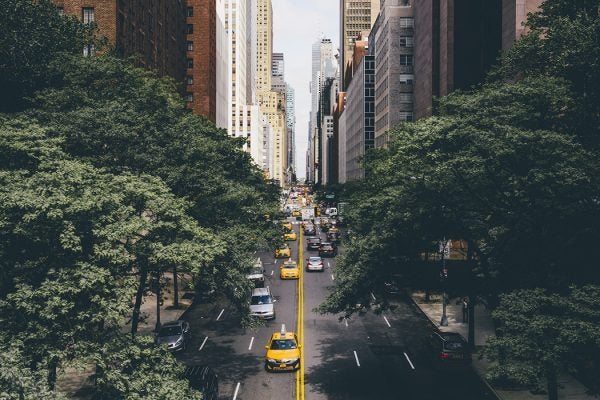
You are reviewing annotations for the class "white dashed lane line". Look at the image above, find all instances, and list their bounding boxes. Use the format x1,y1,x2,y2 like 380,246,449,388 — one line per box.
383,316,391,328
248,336,254,351
198,336,208,351
232,382,241,400
331,274,335,281
353,351,361,367
404,352,416,370
216,309,225,321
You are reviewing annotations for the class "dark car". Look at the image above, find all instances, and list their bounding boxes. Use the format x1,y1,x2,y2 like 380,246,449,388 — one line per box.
307,237,321,251
318,242,337,257
155,320,191,352
303,224,316,236
184,365,218,400
327,231,340,244
422,331,472,369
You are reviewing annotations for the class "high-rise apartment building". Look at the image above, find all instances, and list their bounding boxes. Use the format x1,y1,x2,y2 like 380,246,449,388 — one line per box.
256,0,287,185
285,84,296,172
502,0,543,51
272,53,285,92
373,0,414,147
53,0,187,93
340,0,380,90
186,0,229,128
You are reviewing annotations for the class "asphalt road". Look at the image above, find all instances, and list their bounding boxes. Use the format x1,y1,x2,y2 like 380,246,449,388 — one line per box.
176,212,497,400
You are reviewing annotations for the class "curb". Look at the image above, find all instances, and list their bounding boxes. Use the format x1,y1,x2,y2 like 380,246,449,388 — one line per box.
406,292,504,400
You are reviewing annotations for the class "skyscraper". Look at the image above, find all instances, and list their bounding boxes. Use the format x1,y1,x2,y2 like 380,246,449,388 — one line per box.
256,0,287,185
225,0,248,137
286,84,296,172
340,0,380,90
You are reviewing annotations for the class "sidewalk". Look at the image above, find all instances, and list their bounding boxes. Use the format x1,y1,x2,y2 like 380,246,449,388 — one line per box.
55,271,196,399
411,291,597,400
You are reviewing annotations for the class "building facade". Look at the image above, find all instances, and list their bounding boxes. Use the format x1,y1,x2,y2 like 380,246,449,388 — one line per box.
373,0,414,147
340,0,380,90
286,84,296,173
344,54,375,181
256,0,287,185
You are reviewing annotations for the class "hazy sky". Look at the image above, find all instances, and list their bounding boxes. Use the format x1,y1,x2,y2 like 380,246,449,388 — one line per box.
272,0,339,180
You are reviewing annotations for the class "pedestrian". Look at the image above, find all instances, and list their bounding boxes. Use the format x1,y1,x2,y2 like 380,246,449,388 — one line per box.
462,298,468,323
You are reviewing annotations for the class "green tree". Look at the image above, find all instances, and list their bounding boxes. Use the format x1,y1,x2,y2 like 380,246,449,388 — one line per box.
0,346,64,400
89,335,202,400
497,0,600,148
0,0,89,111
483,286,600,400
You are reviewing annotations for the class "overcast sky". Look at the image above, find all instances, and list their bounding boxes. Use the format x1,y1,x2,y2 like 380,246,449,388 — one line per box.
272,0,339,180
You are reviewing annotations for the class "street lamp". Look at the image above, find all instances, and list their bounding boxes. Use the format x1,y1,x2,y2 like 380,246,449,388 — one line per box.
440,237,449,327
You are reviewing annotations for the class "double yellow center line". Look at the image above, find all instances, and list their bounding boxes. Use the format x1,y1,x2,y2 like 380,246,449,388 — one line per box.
296,228,305,400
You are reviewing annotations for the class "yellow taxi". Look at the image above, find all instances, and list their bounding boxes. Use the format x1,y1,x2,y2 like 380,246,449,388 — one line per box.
282,221,292,231
291,210,301,217
280,259,299,279
264,325,301,371
275,244,291,258
283,231,297,241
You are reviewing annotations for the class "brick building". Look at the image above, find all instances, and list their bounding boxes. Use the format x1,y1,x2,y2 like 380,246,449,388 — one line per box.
54,0,187,89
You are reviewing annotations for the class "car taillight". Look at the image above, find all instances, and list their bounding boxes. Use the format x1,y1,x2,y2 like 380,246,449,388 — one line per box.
440,352,449,359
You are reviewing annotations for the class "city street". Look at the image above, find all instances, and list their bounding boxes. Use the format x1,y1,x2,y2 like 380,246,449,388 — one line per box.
175,210,496,400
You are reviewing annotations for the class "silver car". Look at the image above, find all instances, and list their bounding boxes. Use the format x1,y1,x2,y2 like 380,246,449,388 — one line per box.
155,320,191,352
306,256,324,272
249,287,276,320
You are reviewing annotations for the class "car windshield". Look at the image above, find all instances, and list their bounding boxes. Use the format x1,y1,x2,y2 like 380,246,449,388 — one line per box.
308,238,320,243
159,326,181,336
283,264,296,269
270,339,297,350
251,295,272,305
321,244,333,249
309,257,321,263
279,245,288,250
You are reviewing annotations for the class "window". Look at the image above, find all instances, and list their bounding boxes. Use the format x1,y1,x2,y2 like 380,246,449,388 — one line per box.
187,58,194,68
400,55,413,66
185,93,193,102
83,44,95,57
399,112,413,121
400,36,414,47
186,41,193,51
399,74,414,84
187,24,193,34
186,76,193,85
399,93,412,103
399,17,414,28
82,7,94,24
186,6,193,17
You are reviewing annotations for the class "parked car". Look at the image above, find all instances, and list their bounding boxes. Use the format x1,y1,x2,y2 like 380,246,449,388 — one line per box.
318,242,337,257
155,320,191,352
246,258,265,287
184,365,218,400
306,256,324,272
307,237,322,251
250,287,276,320
422,331,472,369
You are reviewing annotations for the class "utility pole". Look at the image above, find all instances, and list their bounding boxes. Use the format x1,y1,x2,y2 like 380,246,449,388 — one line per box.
440,237,449,327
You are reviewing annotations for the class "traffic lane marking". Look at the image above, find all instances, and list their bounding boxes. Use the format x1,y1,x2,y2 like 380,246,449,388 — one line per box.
232,382,241,400
383,316,391,328
331,274,335,281
248,336,254,351
198,336,208,351
404,352,415,370
216,308,225,321
353,351,361,367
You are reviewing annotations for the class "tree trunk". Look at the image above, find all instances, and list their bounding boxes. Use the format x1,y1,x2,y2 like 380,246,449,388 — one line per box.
173,265,179,308
47,356,58,391
468,293,476,349
547,370,558,400
155,270,161,332
131,256,148,337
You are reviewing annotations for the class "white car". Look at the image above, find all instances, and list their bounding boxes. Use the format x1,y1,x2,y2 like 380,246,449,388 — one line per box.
246,258,265,287
250,287,276,320
326,207,338,217
306,256,324,272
